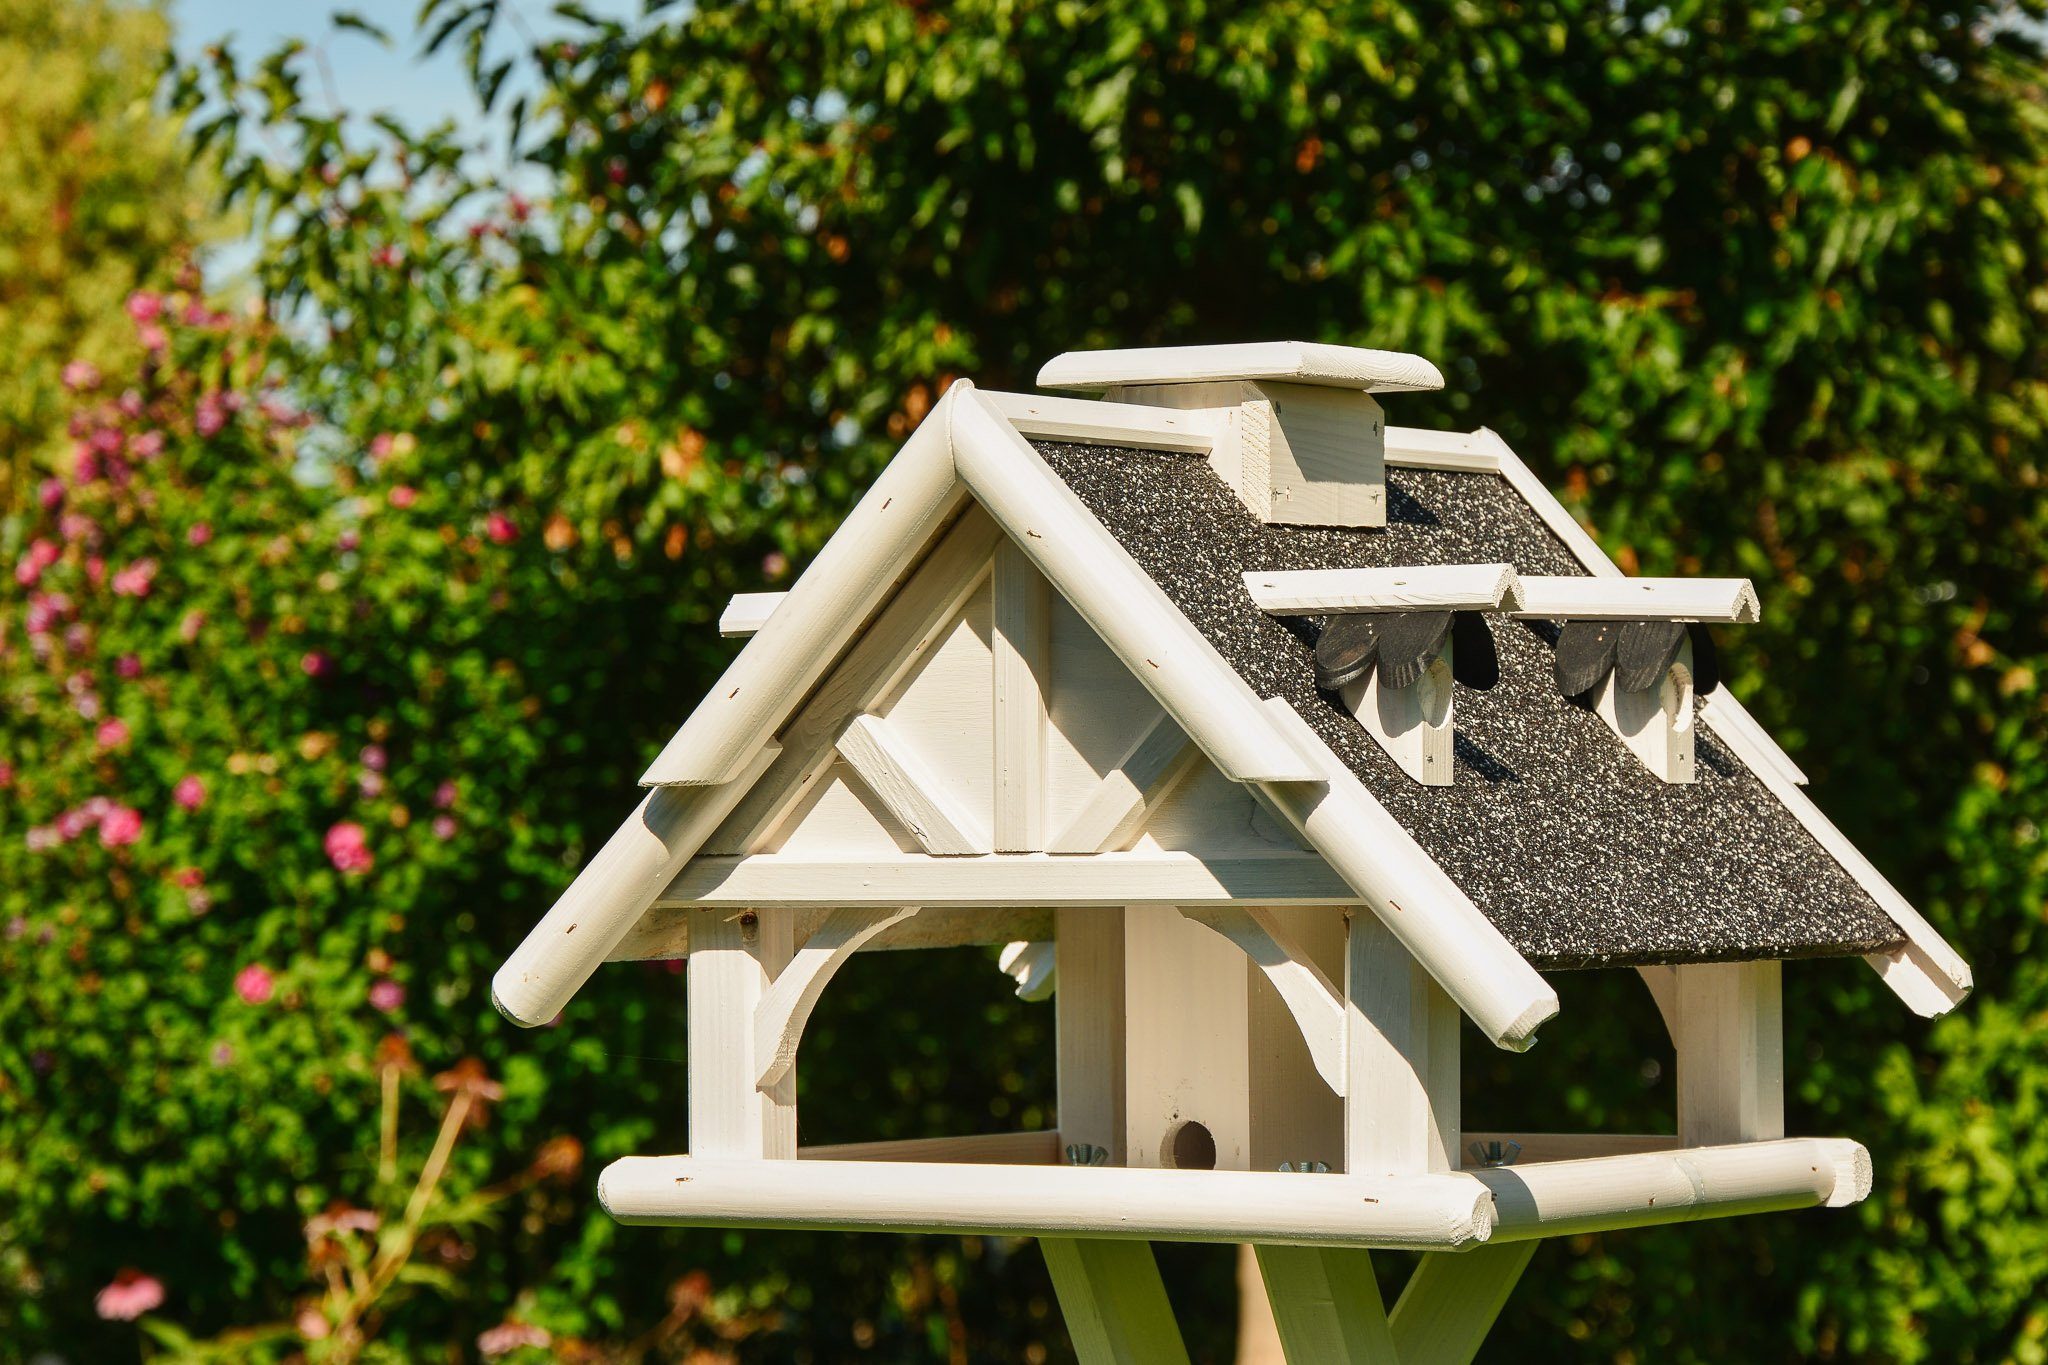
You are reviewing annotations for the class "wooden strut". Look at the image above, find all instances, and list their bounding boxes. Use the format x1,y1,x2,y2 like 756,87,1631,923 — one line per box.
753,906,922,1090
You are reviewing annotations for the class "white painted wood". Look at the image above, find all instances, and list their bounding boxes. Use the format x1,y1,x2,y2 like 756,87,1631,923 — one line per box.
1461,1132,1680,1165
1674,961,1785,1148
1476,427,1625,584
661,851,1356,908
688,908,795,1159
952,393,1319,782
1387,1242,1538,1365
1341,646,1456,787
835,714,991,855
1383,425,1504,473
1134,754,1304,855
610,904,1052,961
1243,563,1523,615
1043,591,1171,842
1345,912,1459,1178
1248,907,1346,1176
1637,964,1680,1042
1038,341,1445,394
598,1157,1495,1248
1514,574,1760,624
1048,711,1200,854
491,741,782,1028
753,906,922,1088
718,591,785,637
642,385,969,784
1057,907,1128,1165
708,509,1002,855
1697,688,1811,786
1041,1239,1192,1365
1236,1244,1287,1365
999,939,1058,1000
1124,905,1251,1172
983,388,1225,454
1257,697,1558,1053
1253,1245,1397,1363
993,541,1051,851
1473,1136,1873,1241
1591,632,1697,783
760,764,924,857
1179,906,1346,1097
799,1130,1062,1165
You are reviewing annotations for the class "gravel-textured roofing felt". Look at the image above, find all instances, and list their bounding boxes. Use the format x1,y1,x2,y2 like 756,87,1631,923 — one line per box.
1034,440,1907,969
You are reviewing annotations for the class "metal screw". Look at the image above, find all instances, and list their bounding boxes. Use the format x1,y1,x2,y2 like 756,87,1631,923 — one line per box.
1467,1139,1522,1168
1065,1143,1108,1167
1278,1160,1331,1173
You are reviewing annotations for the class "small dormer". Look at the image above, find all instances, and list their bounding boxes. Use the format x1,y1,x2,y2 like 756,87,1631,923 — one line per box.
1037,342,1445,529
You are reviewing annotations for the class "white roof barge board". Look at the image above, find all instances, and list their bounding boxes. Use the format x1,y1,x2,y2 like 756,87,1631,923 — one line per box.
596,1136,1868,1247
1514,575,1762,625
1244,564,1524,616
1037,341,1447,394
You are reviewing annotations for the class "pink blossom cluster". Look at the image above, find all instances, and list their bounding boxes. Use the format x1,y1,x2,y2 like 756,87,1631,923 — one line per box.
24,796,143,852
324,821,374,874
95,1269,164,1321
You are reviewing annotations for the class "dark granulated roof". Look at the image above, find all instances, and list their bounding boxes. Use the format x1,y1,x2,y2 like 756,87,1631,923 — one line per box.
1035,439,1906,969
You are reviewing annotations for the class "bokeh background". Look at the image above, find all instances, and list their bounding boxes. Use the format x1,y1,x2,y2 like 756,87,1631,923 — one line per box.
4,1,2046,1360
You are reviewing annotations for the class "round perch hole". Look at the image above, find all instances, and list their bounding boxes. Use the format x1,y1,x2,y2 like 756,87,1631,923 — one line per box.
1165,1120,1217,1171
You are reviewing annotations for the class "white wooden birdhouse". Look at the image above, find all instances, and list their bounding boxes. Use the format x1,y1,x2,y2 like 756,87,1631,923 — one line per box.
493,342,1970,1362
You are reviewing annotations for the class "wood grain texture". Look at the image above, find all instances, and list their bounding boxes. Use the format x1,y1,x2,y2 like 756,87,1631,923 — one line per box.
1340,647,1456,787
992,541,1051,851
983,388,1225,454
835,714,991,854
1124,904,1251,1172
1180,905,1346,1097
718,591,785,637
1388,1242,1539,1365
1591,632,1696,784
1046,710,1200,854
1345,912,1459,1178
752,906,921,1088
688,908,795,1159
1254,1245,1398,1364
1243,563,1522,615
1674,960,1785,1147
1038,341,1445,394
1513,574,1761,624
798,1130,1061,1165
1041,1239,1192,1365
1057,906,1127,1165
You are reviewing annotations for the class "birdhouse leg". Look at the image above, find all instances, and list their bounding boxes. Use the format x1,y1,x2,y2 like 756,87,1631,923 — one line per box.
1387,1241,1541,1364
1040,1238,1191,1365
687,907,795,1159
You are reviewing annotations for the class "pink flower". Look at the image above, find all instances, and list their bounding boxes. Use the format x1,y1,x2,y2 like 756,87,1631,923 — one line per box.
94,1269,164,1321
126,291,164,324
98,805,143,847
91,426,123,457
389,485,417,509
234,963,274,1005
179,610,205,642
369,433,394,460
762,551,790,579
478,1323,551,1358
187,522,212,547
26,593,67,636
174,776,205,810
38,477,64,510
324,821,373,874
96,719,130,748
61,359,102,392
138,323,168,351
371,244,404,269
432,814,458,841
173,866,204,887
194,395,228,438
16,538,60,585
368,979,404,1012
486,511,517,544
359,744,387,772
130,431,166,460
0,762,13,788
115,653,142,679
338,530,360,552
301,651,334,679
111,559,158,597
210,1042,234,1066
433,781,458,809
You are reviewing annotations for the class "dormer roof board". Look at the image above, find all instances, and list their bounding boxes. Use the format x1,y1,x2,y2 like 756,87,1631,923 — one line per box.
1034,438,1907,970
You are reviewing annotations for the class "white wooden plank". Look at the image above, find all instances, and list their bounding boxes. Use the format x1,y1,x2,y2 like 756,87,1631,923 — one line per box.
1674,960,1785,1147
1124,905,1251,1172
491,741,782,1027
993,541,1051,851
610,904,1051,961
835,714,991,855
1134,755,1306,855
1180,906,1346,1097
1388,1242,1538,1365
1243,563,1523,615
599,1157,1495,1248
1047,711,1200,854
1384,425,1503,473
1057,906,1127,1165
643,387,968,784
718,591,785,637
799,1130,1062,1164
1041,1240,1192,1365
688,908,795,1158
1345,912,1459,1177
1257,697,1558,1052
1591,631,1696,783
760,763,923,857
982,388,1225,454
709,509,1001,854
1247,907,1346,1176
753,906,921,1088
954,393,1319,782
1513,574,1760,623
1697,688,1811,786
662,852,1357,908
1038,341,1445,394
1253,1245,1398,1363
1637,964,1680,1042
1460,1132,1679,1166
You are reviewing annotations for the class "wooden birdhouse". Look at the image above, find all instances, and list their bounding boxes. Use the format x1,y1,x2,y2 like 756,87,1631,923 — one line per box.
493,343,1969,1362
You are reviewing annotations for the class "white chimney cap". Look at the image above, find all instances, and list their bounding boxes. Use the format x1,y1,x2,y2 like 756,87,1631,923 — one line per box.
1037,341,1445,394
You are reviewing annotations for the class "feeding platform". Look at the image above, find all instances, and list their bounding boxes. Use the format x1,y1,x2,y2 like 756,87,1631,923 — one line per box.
493,342,1967,1362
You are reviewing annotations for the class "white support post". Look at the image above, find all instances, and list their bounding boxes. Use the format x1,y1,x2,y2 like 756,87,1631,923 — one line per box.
1387,1241,1540,1365
1125,905,1250,1172
1056,907,1127,1165
1345,912,1460,1178
993,539,1051,851
687,908,795,1158
1253,1244,1398,1363
1675,960,1785,1147
1041,1239,1192,1365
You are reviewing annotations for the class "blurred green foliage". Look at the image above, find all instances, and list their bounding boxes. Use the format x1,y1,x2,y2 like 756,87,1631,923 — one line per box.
4,0,2048,1359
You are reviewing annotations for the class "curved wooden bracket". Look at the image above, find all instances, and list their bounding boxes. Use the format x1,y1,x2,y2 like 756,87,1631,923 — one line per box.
1179,906,1346,1096
754,906,921,1090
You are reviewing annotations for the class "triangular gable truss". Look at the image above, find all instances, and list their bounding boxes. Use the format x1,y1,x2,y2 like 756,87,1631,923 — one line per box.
492,382,1966,1048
